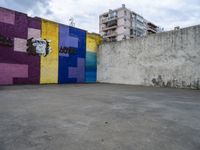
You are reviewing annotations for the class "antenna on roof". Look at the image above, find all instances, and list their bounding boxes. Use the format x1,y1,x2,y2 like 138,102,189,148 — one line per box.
69,17,75,27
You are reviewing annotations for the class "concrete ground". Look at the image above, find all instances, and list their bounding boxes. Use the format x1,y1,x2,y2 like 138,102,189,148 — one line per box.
0,84,200,150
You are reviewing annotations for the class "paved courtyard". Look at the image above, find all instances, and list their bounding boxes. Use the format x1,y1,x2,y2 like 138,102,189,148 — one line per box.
0,83,200,150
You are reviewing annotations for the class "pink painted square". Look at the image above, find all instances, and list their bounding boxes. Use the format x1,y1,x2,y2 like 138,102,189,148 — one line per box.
0,8,15,24
0,63,28,85
28,28,41,39
14,38,27,52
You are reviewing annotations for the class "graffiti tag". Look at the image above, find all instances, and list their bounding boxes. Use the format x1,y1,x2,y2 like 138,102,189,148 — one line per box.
27,38,51,57
0,34,13,47
59,46,77,55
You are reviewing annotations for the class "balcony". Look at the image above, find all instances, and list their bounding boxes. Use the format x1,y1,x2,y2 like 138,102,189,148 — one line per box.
147,26,157,33
101,16,118,23
102,25,117,31
101,18,108,23
103,32,117,38
147,22,158,33
147,29,156,34
107,20,117,27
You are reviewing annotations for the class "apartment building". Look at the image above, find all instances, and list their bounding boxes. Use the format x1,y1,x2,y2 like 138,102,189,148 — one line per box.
99,4,160,42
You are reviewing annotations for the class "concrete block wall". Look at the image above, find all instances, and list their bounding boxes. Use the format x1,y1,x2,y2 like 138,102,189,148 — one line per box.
0,7,102,85
97,25,200,89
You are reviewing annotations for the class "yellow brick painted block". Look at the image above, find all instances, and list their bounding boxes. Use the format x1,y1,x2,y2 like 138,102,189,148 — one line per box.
40,20,59,84
86,33,102,52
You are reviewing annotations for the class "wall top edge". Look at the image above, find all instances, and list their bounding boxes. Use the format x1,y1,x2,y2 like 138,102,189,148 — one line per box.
100,24,200,46
0,7,92,33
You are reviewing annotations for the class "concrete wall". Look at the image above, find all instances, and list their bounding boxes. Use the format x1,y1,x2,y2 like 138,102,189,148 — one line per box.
97,25,200,89
0,7,101,85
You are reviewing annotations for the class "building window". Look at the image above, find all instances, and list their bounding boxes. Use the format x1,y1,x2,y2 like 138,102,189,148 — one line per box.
108,11,117,20
124,18,127,22
130,29,133,35
124,11,127,16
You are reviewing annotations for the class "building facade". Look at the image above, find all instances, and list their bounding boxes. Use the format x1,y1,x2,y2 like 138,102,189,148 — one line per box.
99,4,161,42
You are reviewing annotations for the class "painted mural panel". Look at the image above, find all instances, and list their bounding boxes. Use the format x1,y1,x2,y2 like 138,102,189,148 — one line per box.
86,33,102,82
58,25,86,83
0,7,101,85
0,8,41,85
40,20,59,84
0,7,15,25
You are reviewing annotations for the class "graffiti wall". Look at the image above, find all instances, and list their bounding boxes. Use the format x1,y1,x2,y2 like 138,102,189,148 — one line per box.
41,19,59,84
86,33,102,82
58,25,86,83
0,8,40,85
0,7,102,85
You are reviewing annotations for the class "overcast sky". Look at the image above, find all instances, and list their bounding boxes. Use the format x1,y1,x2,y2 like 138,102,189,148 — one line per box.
0,0,200,32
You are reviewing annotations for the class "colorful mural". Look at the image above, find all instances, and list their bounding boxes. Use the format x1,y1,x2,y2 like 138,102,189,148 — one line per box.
0,8,41,85
86,33,102,82
40,19,59,84
27,38,52,56
58,25,86,83
0,7,102,85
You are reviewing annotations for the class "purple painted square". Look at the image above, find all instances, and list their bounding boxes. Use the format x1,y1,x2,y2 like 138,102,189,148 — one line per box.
14,12,28,39
0,8,41,85
0,7,15,24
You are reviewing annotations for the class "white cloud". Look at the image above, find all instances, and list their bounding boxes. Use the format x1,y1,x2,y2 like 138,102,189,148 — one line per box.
0,0,200,32
46,0,200,32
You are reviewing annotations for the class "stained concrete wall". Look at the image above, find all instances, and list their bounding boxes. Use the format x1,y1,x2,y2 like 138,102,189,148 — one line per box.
97,25,200,89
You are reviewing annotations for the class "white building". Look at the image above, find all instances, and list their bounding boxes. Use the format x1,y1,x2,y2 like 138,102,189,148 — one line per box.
99,4,161,42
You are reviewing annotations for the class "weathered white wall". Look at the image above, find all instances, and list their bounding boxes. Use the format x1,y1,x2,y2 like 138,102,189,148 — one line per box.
97,25,200,89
